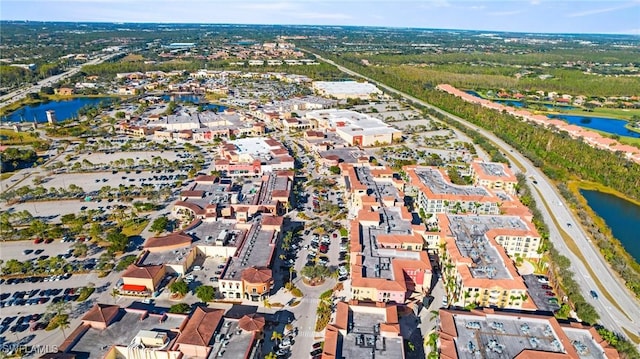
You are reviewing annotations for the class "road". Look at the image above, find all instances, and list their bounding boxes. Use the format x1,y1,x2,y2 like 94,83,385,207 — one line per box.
0,52,123,109
313,53,640,343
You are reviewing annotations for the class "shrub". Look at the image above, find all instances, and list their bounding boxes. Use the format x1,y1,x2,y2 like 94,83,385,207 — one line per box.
76,287,95,302
169,303,191,314
291,287,303,297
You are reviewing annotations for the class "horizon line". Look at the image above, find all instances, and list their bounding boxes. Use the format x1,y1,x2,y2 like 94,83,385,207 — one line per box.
1,19,639,37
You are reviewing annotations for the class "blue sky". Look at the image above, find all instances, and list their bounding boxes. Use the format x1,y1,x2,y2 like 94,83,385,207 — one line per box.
2,0,639,35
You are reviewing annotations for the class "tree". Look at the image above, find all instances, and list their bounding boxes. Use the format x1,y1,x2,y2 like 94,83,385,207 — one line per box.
106,229,129,253
271,331,283,347
72,242,88,258
169,279,189,297
150,217,169,234
328,166,341,175
195,285,215,302
169,303,192,314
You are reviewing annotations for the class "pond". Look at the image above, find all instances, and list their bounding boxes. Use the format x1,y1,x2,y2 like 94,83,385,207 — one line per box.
580,189,640,263
3,97,113,123
548,114,640,138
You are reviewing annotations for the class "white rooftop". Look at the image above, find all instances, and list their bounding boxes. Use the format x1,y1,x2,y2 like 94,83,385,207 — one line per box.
313,81,382,96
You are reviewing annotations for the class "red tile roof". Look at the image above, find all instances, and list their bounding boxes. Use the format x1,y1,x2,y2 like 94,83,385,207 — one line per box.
241,267,272,284
175,307,224,346
144,232,192,249
122,264,164,280
81,303,120,325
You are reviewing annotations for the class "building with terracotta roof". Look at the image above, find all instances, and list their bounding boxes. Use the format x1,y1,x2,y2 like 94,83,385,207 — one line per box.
349,206,432,303
322,301,404,359
438,308,619,359
59,306,188,359
173,307,225,358
120,264,166,295
81,303,120,330
214,137,294,176
436,214,535,310
470,160,518,194
404,165,503,215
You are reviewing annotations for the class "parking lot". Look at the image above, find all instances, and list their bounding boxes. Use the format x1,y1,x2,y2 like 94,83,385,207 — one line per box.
523,274,561,312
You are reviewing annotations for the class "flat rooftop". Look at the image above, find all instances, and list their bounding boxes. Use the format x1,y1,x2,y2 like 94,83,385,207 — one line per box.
69,310,186,359
209,318,256,359
319,148,365,163
447,215,520,280
478,162,508,178
224,222,274,281
453,313,568,359
313,81,381,95
341,311,403,359
355,166,402,203
361,207,419,280
230,137,276,156
415,167,490,197
189,220,238,244
142,246,192,266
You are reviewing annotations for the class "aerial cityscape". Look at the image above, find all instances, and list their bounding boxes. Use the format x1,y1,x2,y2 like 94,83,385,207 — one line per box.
0,1,639,359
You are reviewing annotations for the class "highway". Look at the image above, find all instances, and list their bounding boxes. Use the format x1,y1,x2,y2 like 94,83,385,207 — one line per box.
313,53,640,343
0,52,123,109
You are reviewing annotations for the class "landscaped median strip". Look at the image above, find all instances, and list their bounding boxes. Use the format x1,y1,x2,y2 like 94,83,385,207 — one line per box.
533,186,631,322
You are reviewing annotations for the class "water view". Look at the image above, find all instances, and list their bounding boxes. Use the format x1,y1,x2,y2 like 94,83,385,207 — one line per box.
160,95,227,112
580,189,640,263
3,97,112,123
549,114,640,138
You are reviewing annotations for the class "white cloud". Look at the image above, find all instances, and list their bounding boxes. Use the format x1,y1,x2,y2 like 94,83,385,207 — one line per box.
567,0,640,17
530,0,541,5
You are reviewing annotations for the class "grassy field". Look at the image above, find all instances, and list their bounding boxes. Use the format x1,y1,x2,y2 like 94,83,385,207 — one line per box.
0,128,44,146
122,219,150,237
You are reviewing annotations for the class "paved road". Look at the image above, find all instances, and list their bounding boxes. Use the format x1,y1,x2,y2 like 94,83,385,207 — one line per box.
0,52,123,109
312,53,640,343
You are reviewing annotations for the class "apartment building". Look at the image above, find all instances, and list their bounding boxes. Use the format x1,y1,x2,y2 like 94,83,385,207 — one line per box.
438,308,620,359
404,165,503,215
436,214,535,310
470,160,518,194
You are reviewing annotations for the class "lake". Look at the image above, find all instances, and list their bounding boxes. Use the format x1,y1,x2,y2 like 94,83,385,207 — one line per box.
3,97,112,123
548,114,640,138
580,189,640,263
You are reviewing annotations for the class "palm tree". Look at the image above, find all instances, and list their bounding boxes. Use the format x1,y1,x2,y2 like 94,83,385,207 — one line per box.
111,288,119,303
57,315,70,339
265,352,277,359
271,331,283,348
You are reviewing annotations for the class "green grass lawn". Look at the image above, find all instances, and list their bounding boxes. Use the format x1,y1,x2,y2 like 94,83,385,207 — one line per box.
122,219,150,237
0,128,44,146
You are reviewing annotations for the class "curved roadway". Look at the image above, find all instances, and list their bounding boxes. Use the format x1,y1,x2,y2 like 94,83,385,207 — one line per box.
313,53,640,343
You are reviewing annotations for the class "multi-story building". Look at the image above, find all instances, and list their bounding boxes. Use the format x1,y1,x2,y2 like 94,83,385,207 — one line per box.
322,301,404,359
404,165,504,215
436,214,536,310
438,308,620,359
306,109,402,146
470,160,518,194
